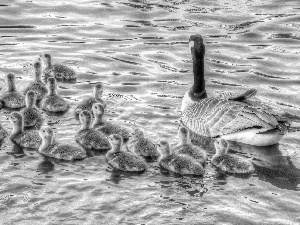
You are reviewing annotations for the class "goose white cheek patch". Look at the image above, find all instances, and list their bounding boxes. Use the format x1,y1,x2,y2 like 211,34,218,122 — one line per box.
189,40,194,52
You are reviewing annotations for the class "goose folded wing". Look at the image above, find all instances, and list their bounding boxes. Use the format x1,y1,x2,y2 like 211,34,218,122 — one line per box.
181,97,279,137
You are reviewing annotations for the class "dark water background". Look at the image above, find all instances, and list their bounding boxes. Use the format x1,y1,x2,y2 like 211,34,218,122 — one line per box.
0,0,300,224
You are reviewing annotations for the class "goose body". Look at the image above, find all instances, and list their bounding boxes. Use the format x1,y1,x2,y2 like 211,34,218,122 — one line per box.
41,77,69,112
23,61,48,100
180,34,297,146
127,128,159,158
157,140,205,176
39,127,86,160
41,54,77,80
75,110,111,150
174,126,207,166
91,103,131,142
21,91,44,129
75,83,106,115
212,138,254,174
1,73,25,109
106,134,146,172
9,112,42,148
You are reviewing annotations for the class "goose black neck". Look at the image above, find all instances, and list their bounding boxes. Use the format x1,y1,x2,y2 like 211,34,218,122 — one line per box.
192,45,206,97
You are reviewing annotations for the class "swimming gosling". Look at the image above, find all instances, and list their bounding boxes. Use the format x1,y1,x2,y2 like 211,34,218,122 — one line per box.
157,140,205,176
21,91,44,129
75,110,111,150
41,53,77,80
174,126,207,166
106,134,146,172
9,112,42,148
127,128,159,158
41,77,69,112
1,73,25,109
75,83,106,115
91,103,131,142
212,138,255,174
23,61,48,100
39,127,86,160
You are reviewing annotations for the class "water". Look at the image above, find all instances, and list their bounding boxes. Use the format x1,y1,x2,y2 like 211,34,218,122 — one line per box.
0,0,300,224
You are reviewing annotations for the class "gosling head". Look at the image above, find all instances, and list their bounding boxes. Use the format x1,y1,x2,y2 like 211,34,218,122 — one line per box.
25,90,37,107
130,128,144,140
214,138,229,156
107,134,123,150
178,126,190,144
92,103,105,116
157,140,171,158
39,127,55,144
189,34,205,57
79,110,92,127
43,53,52,66
9,112,23,128
93,83,103,100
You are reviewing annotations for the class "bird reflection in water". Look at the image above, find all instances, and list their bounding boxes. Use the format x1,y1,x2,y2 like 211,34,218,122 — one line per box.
228,141,300,190
37,157,55,174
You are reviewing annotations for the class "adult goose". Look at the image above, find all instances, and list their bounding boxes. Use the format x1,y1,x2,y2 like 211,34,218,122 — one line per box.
180,34,300,146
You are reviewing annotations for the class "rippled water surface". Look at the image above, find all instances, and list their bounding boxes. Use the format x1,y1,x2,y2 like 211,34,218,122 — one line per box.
0,0,300,224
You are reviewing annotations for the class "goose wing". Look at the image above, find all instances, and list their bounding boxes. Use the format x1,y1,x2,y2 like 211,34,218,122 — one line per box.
181,97,279,137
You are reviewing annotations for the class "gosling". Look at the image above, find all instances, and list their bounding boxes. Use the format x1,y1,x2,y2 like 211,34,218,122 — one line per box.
91,103,131,142
41,77,69,112
21,91,44,129
39,127,86,160
8,112,42,148
157,140,205,176
1,73,25,109
106,134,146,172
212,138,255,174
23,61,48,100
75,83,106,115
127,128,159,158
41,53,77,80
75,110,111,150
173,126,207,166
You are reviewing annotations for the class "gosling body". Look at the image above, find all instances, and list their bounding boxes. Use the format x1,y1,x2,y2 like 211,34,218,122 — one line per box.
127,128,159,158
106,134,146,172
212,138,255,174
21,91,44,129
23,61,48,100
41,77,69,112
75,110,111,150
157,140,204,176
75,83,106,115
1,73,25,109
41,53,77,80
39,127,86,160
92,103,131,141
174,126,207,166
9,112,41,148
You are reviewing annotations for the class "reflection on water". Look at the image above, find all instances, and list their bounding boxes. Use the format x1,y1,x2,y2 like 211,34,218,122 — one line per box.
0,0,300,224
229,141,300,190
